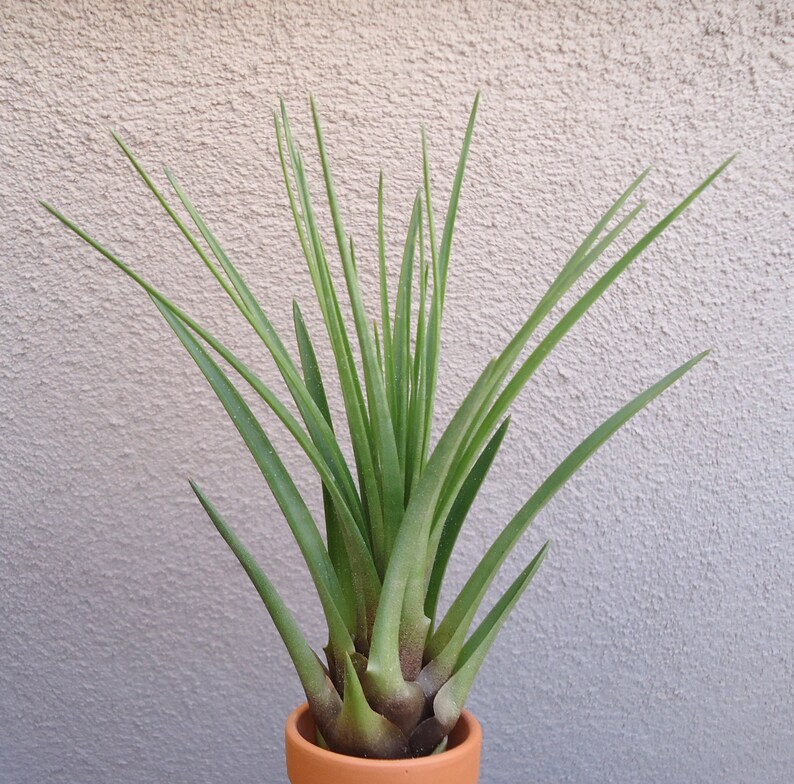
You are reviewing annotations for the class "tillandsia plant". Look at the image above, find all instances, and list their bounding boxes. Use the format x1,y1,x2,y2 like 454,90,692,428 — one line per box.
43,94,732,759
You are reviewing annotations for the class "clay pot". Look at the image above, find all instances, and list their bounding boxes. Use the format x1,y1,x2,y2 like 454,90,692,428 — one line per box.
285,703,482,784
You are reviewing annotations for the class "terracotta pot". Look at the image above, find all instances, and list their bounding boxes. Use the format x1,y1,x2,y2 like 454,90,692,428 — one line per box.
285,703,482,784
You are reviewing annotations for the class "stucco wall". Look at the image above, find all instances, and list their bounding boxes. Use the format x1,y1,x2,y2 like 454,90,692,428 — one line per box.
1,1,791,782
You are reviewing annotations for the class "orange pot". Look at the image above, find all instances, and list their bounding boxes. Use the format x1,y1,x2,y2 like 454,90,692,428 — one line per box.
285,703,482,784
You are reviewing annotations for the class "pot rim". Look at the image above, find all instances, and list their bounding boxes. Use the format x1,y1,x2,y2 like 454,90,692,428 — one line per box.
285,702,482,769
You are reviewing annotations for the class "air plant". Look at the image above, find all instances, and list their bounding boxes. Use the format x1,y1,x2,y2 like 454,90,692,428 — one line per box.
42,95,731,759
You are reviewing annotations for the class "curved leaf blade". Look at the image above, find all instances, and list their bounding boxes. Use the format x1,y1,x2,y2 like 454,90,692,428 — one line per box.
424,416,511,625
411,541,551,756
428,350,710,660
154,297,355,653
189,480,342,722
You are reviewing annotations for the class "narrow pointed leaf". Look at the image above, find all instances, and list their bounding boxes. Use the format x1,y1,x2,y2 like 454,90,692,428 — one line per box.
40,201,380,612
422,95,480,462
311,99,404,547
410,541,550,756
189,481,341,721
427,199,649,561
293,299,334,430
428,158,733,569
294,300,362,636
420,540,550,699
163,166,364,527
456,541,550,672
424,417,511,624
109,131,245,310
392,192,422,470
404,203,430,501
490,158,732,429
366,359,498,695
421,126,438,270
373,320,384,378
436,92,480,295
347,234,405,554
428,350,710,659
154,297,356,653
377,171,394,395
279,104,387,567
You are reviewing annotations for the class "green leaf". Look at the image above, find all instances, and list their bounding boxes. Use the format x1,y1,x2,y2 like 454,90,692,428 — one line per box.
419,540,550,700
405,199,430,500
428,350,710,661
293,300,362,639
421,126,438,272
436,93,480,297
424,417,511,625
426,199,648,564
332,654,409,758
109,130,245,311
40,200,380,616
311,100,404,555
366,359,498,696
373,320,384,378
455,540,551,673
153,297,356,655
559,167,651,288
495,158,732,416
293,299,334,430
427,188,647,527
348,234,406,556
162,164,364,531
189,480,342,722
410,541,551,756
377,171,394,395
422,95,480,463
392,192,422,474
427,157,734,572
278,104,387,569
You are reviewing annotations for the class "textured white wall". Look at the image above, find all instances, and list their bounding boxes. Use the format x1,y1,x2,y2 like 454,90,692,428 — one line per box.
1,1,791,782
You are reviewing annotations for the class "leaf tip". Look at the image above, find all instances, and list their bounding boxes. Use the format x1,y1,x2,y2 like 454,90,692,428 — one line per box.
679,349,712,376
108,127,126,148
309,94,322,128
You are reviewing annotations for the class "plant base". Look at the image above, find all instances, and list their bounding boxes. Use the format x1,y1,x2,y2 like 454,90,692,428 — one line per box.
285,703,482,784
